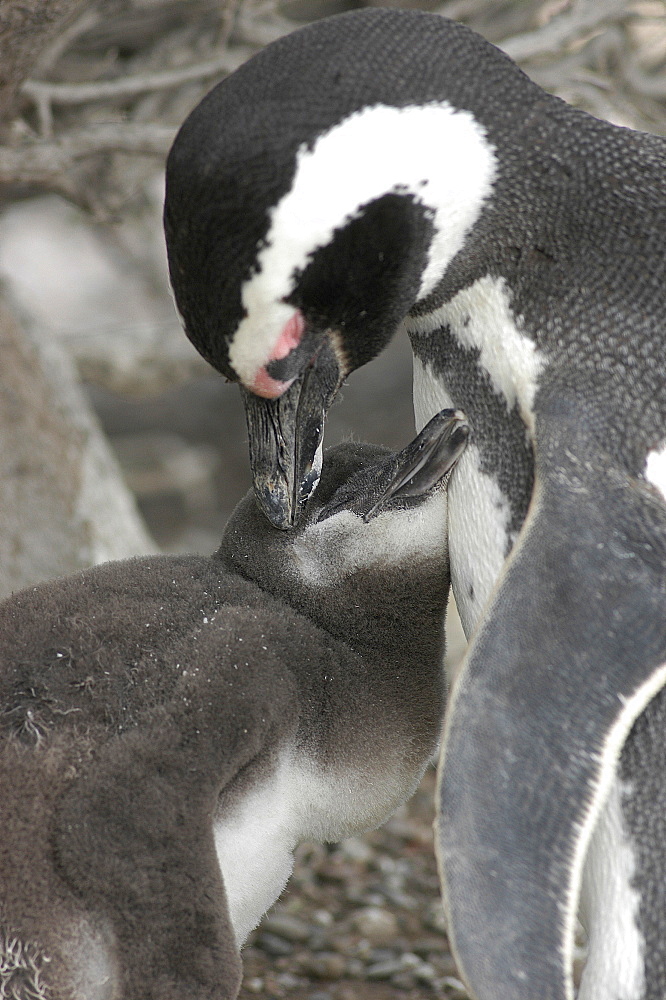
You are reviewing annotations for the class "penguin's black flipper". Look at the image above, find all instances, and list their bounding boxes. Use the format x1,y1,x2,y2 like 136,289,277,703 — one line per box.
437,391,666,1000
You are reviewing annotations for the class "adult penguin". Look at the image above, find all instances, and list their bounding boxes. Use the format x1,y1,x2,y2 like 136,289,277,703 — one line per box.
163,10,666,1000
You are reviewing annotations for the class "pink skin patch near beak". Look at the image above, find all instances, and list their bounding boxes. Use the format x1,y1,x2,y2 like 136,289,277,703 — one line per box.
250,369,296,399
247,310,305,399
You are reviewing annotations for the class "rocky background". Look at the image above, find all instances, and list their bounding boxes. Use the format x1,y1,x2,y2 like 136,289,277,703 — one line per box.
0,1,664,996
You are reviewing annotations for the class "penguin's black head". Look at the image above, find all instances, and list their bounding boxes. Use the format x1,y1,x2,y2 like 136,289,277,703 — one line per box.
165,9,502,526
165,110,434,388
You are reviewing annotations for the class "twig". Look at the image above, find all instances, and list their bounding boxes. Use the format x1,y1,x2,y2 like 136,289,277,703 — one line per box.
30,7,101,79
21,47,254,136
0,123,176,193
623,57,666,101
501,0,630,62
234,8,298,48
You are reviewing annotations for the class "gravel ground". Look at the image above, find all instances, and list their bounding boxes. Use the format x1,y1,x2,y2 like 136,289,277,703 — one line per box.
236,768,470,1000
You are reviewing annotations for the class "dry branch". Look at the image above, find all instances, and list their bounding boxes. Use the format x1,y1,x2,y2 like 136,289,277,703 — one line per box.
0,0,88,119
0,0,664,208
22,48,253,136
0,124,176,204
501,0,630,62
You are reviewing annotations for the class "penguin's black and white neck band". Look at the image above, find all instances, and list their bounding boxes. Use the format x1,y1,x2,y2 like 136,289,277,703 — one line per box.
229,103,496,392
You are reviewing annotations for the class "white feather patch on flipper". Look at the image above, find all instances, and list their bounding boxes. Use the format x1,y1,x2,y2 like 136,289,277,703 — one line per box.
578,775,645,1000
645,443,666,502
565,662,666,1000
63,917,118,1000
214,754,300,947
215,746,433,947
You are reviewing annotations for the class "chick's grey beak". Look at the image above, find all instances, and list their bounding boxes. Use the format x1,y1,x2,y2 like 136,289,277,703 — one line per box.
241,339,342,529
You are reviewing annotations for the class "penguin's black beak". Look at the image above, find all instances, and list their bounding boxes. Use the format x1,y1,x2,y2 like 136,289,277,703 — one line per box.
241,338,342,529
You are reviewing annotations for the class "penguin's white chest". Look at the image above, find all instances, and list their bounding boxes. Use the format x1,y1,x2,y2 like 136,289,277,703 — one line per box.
409,276,544,635
411,357,511,635
213,755,301,947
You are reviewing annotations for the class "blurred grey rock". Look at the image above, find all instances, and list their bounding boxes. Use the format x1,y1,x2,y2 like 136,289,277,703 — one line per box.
0,295,155,597
256,932,294,957
298,952,347,981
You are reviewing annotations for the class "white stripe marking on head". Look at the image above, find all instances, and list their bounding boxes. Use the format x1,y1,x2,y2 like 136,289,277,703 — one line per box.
229,103,496,385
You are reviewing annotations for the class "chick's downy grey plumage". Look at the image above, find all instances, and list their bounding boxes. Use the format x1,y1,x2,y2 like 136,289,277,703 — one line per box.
0,420,464,1000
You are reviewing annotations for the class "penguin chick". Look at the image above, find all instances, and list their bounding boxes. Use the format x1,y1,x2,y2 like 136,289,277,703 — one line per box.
0,411,467,1000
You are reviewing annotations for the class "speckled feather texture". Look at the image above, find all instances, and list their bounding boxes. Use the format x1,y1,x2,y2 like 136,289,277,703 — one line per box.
164,9,666,1000
0,442,449,1000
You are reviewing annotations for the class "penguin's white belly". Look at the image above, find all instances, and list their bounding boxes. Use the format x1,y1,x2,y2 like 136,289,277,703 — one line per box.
214,756,300,947
214,745,428,945
578,776,645,1000
412,357,510,634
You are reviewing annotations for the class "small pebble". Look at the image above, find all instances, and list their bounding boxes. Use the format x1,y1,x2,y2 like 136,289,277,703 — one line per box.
298,952,347,980
411,936,449,957
329,933,358,957
391,971,416,989
424,899,448,933
261,912,311,942
256,932,294,957
443,974,470,998
365,958,409,980
382,888,418,909
359,891,385,907
365,952,421,980
413,960,439,984
366,947,397,964
438,953,460,977
402,952,422,969
346,958,365,978
275,973,303,989
349,939,374,961
352,906,399,945
308,931,330,951
312,909,334,927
